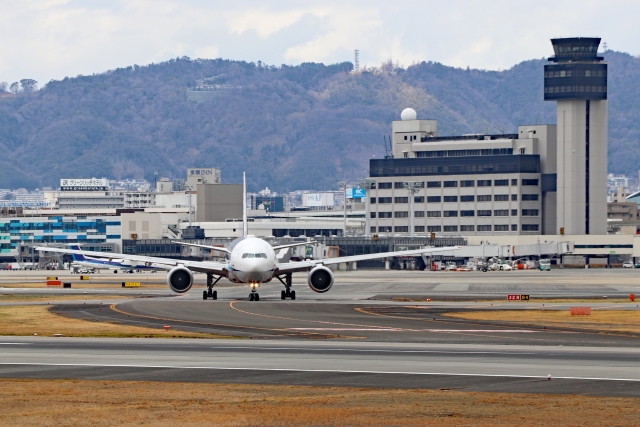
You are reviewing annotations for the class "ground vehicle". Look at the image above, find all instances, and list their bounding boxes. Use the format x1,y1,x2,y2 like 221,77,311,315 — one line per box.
623,261,634,268
539,259,551,271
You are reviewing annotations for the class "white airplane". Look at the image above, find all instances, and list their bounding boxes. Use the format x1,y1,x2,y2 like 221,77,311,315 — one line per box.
36,173,459,301
68,245,163,274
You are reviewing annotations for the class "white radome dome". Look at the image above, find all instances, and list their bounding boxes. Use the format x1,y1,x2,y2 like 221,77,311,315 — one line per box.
401,108,417,121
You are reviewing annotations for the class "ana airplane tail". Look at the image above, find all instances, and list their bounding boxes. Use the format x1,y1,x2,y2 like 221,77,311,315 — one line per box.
68,245,86,261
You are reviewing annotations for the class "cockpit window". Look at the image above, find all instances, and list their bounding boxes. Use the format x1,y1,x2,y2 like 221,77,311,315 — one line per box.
242,253,267,259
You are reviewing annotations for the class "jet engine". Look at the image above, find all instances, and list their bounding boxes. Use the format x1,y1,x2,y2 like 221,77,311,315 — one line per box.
167,266,193,293
307,265,334,293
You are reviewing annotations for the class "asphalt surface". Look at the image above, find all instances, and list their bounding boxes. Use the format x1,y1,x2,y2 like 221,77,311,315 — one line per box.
0,268,639,395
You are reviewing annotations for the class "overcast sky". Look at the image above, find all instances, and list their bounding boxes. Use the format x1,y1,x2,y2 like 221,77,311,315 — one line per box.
1,0,638,86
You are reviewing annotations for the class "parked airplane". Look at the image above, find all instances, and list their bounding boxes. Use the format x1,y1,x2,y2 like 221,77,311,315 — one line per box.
37,173,459,301
68,245,163,274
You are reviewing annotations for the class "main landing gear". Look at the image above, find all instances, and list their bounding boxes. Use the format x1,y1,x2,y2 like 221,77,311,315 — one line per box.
276,273,296,300
249,282,260,301
202,273,222,300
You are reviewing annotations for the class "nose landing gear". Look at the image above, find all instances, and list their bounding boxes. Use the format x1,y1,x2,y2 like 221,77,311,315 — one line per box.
249,282,260,301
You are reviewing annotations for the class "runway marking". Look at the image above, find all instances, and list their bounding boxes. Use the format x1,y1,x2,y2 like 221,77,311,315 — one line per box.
206,346,542,355
0,343,31,345
229,301,395,330
108,304,361,340
288,328,536,333
0,362,638,383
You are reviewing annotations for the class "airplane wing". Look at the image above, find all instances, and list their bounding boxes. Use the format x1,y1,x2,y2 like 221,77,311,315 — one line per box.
177,242,231,254
271,241,316,251
274,245,461,274
35,247,228,276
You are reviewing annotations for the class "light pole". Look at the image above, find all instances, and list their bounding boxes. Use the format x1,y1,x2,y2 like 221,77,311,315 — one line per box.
358,178,376,237
403,182,423,237
338,181,348,237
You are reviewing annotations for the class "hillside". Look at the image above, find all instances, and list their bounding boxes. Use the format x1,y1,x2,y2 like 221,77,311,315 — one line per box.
1,52,639,192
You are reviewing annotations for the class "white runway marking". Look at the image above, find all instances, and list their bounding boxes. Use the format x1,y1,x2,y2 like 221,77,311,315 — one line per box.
0,362,638,382
288,328,537,333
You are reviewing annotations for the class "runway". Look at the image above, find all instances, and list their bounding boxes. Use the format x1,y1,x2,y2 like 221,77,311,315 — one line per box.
1,269,639,395
0,337,638,396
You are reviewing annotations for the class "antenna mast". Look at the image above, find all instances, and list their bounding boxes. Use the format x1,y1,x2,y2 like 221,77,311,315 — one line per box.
354,49,360,72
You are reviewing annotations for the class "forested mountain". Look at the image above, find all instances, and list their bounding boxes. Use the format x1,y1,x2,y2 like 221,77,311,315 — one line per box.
1,51,639,192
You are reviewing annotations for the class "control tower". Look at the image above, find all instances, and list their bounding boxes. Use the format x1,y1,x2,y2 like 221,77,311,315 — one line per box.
544,37,607,235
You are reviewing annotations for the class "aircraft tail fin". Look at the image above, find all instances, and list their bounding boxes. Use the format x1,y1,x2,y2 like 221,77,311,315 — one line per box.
242,172,248,237
68,245,86,262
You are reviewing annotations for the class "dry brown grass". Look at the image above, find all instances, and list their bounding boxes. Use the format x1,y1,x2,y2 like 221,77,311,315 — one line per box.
0,282,167,289
444,309,640,333
0,294,131,303
0,379,638,426
0,305,235,339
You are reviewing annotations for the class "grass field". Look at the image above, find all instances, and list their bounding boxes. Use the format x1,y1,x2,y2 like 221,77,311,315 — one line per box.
444,309,640,334
0,379,638,426
0,294,131,303
0,305,235,338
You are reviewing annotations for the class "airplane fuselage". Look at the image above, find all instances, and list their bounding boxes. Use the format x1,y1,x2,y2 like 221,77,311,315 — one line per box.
226,237,277,284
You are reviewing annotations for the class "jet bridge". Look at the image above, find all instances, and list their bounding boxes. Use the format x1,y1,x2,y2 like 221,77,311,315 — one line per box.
425,241,574,259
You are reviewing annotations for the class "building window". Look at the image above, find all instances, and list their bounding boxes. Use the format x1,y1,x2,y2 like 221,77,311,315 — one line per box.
444,181,458,187
477,180,492,187
522,179,539,186
444,225,458,232
404,135,408,140
461,210,475,217
379,212,392,218
414,196,424,203
370,226,377,233
427,226,441,232
394,197,409,203
394,226,409,232
415,226,425,232
494,195,509,202
461,225,475,232
378,182,392,189
443,211,458,217
459,180,474,187
394,211,409,218
443,196,458,202
522,224,539,231
511,179,518,185
478,225,492,231
522,209,539,216
394,182,406,189
427,181,442,188
378,226,392,232
477,210,492,217
427,211,441,217
522,194,539,201
511,194,518,201
370,212,376,218
494,210,509,216
378,197,392,204
477,195,492,202
494,179,509,186
511,209,518,216
370,197,376,204
494,225,509,231
511,224,518,231
427,196,441,203
460,195,475,202
414,211,425,217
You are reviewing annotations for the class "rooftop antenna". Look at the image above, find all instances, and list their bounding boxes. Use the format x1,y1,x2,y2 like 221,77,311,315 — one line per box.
383,135,392,158
603,41,608,51
354,49,360,72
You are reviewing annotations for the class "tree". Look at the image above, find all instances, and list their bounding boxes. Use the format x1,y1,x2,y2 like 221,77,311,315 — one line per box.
9,82,19,93
0,82,7,92
20,79,37,92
